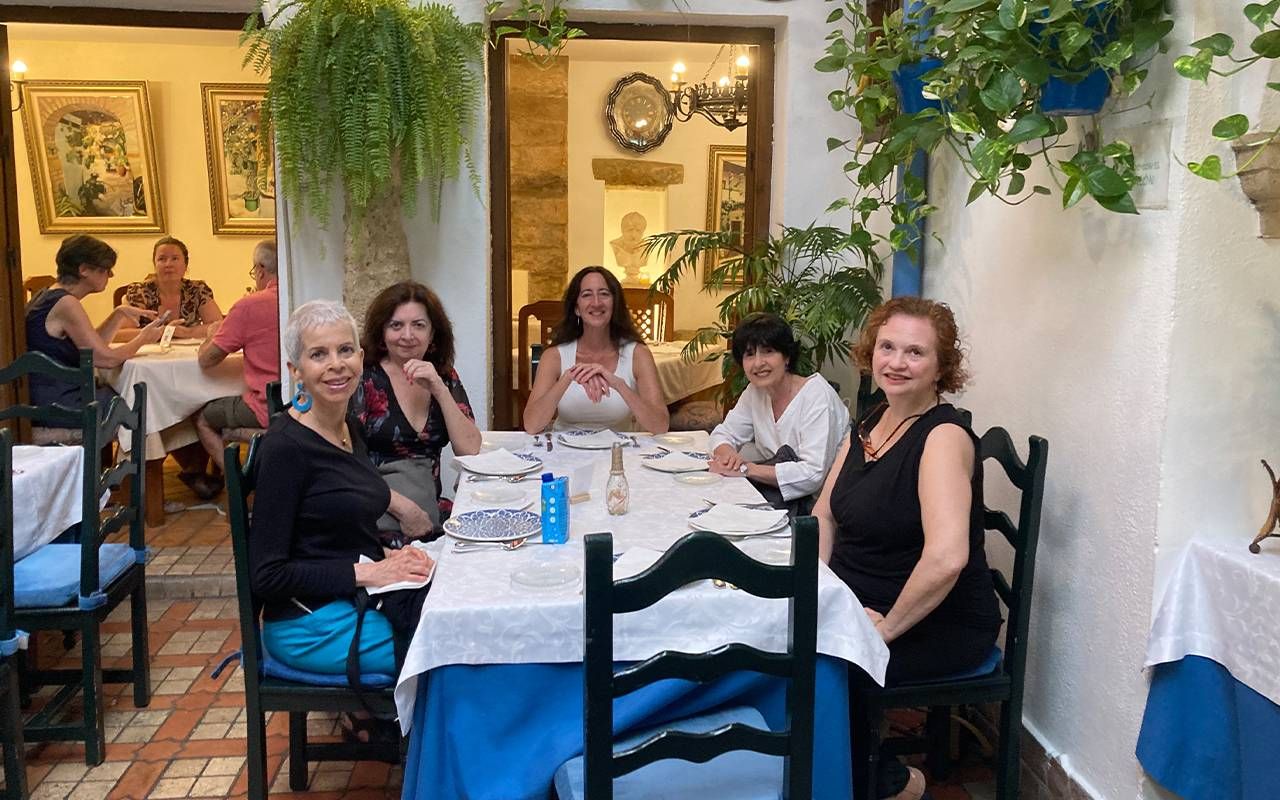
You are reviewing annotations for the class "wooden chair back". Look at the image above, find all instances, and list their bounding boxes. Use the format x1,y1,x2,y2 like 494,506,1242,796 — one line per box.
622,288,674,342
582,517,819,799
23,275,55,302
516,300,564,412
0,429,27,799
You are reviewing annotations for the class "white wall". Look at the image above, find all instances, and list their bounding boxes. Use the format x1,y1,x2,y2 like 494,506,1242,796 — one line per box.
564,39,747,331
283,0,855,429
924,2,1280,797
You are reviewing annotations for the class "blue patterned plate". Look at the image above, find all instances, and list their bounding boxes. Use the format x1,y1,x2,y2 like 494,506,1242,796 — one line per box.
443,509,542,542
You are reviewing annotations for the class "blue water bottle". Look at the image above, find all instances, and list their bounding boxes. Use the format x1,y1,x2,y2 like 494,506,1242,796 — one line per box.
540,472,570,544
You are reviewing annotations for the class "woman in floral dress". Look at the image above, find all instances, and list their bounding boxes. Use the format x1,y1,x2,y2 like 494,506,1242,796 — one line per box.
118,236,222,339
351,282,481,543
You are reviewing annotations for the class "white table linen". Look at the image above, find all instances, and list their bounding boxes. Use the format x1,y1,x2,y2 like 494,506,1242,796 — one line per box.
13,445,85,561
99,343,246,458
649,341,725,404
1146,538,1280,706
394,430,890,730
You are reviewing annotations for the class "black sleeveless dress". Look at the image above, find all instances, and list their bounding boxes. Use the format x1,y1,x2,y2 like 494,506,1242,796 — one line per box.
829,402,1001,685
24,287,117,411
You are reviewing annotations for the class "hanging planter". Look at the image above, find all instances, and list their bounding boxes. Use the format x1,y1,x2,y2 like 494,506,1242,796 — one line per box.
892,58,944,115
1039,68,1111,116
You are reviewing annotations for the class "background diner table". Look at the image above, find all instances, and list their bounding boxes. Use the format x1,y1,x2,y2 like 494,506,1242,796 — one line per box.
397,430,889,800
647,340,726,404
98,341,246,526
12,445,87,561
1137,538,1280,799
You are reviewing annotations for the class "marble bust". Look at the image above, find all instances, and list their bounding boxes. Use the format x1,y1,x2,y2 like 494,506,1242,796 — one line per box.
609,211,649,286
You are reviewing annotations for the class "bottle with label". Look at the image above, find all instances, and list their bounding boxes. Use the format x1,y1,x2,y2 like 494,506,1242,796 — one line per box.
540,472,569,544
605,443,629,516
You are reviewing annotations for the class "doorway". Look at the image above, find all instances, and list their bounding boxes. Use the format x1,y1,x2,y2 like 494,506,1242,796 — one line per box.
489,22,775,430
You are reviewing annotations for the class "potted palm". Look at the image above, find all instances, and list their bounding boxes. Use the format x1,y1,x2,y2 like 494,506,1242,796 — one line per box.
242,0,485,318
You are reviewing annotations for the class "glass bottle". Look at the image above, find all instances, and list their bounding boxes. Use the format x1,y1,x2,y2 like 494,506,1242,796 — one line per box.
605,442,629,516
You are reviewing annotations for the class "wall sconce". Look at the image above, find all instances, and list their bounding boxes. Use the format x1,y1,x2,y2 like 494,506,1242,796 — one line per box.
10,60,27,112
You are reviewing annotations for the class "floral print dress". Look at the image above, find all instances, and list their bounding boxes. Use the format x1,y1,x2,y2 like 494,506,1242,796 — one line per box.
350,362,475,517
123,277,216,327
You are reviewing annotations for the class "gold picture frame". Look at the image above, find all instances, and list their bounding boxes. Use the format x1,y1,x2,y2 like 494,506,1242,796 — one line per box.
703,144,747,286
19,80,165,234
201,83,275,236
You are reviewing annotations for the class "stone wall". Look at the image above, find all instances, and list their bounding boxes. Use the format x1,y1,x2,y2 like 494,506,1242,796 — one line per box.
508,54,570,303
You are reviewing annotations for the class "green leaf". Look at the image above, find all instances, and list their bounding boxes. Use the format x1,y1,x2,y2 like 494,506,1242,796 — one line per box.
967,180,989,205
1013,58,1051,86
1084,165,1131,197
1095,193,1138,214
948,111,982,135
1212,114,1251,141
998,0,1027,30
971,138,1011,180
1061,176,1088,209
1174,53,1212,82
1059,24,1093,60
1007,113,1053,144
815,54,847,73
979,70,1024,116
1032,185,1051,195
1012,153,1033,170
1044,0,1074,22
1006,172,1026,196
940,0,993,11
1134,20,1176,53
1189,33,1234,56
826,137,848,152
826,7,844,23
1245,1,1280,31
1268,82,1280,92
1251,29,1280,58
1188,155,1224,181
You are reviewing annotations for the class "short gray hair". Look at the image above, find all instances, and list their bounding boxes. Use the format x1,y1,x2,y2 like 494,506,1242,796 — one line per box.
284,300,360,364
253,240,278,274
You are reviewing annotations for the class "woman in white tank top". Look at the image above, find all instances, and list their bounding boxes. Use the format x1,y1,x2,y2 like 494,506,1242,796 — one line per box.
522,267,669,434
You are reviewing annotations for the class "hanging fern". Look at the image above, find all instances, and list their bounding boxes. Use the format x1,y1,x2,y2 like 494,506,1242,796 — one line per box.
241,0,485,223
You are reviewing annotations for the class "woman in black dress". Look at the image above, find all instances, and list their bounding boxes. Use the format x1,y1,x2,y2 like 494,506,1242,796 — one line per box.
813,296,1001,799
351,282,481,541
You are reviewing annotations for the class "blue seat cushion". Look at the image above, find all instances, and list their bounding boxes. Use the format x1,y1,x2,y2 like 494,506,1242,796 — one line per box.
261,647,395,689
899,646,1003,686
554,705,783,800
13,543,136,609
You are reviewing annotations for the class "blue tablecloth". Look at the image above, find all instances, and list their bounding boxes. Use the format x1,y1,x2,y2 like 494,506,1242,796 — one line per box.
1137,655,1280,800
402,655,852,800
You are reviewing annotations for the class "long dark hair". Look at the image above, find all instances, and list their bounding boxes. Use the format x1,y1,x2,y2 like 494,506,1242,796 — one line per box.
361,281,456,374
548,266,641,348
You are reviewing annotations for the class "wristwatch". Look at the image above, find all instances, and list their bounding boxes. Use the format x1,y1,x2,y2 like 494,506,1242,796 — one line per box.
738,463,749,475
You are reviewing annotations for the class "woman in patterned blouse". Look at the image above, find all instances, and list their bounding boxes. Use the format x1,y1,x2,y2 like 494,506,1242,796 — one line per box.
351,281,482,537
119,236,223,339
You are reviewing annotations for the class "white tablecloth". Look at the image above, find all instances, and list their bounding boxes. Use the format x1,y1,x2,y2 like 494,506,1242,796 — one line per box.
649,341,725,404
394,429,889,727
13,445,84,561
99,343,246,458
1146,538,1280,706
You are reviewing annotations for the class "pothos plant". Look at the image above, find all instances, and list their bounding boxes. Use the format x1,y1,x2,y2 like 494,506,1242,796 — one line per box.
488,0,585,67
819,0,1174,219
1175,0,1280,181
646,225,885,400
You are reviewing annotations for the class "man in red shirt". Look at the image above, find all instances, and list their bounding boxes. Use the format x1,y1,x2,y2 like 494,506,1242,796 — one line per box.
192,240,281,495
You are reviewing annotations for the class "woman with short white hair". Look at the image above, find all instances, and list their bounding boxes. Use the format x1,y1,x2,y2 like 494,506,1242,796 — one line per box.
250,300,435,684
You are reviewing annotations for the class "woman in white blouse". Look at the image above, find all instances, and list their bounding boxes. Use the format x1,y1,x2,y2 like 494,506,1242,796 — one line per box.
708,313,850,510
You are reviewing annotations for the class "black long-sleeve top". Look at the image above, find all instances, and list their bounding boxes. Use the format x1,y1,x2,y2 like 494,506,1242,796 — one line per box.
250,413,390,621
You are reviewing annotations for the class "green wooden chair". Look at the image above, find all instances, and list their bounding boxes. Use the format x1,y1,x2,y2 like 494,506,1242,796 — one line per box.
217,437,398,800
850,427,1048,800
556,518,819,799
0,349,95,446
4,386,151,766
1,430,28,800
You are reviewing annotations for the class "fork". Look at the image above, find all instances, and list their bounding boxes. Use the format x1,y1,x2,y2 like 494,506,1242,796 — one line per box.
452,537,539,553
466,474,529,483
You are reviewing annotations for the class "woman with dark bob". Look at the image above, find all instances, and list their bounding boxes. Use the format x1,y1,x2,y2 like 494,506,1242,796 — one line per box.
117,236,222,339
707,313,848,511
523,266,668,433
350,281,481,540
25,234,166,411
813,297,1001,799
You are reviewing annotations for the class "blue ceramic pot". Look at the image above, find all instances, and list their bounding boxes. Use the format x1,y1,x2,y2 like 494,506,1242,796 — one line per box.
1039,68,1110,116
892,57,944,115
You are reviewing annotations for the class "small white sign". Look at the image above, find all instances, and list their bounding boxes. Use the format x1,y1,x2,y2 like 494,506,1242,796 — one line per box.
158,324,176,352
1112,120,1172,210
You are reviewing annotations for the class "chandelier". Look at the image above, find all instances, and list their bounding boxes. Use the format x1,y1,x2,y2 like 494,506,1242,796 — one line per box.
668,47,750,132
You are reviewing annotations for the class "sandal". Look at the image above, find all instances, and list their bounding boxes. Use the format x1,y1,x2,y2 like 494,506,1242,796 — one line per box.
886,767,925,800
339,712,400,745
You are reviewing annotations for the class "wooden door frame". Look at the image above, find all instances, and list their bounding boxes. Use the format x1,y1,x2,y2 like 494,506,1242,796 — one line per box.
489,21,776,430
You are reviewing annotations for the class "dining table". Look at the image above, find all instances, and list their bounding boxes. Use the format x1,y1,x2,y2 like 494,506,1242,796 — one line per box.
647,340,726,404
11,445,87,562
98,341,246,526
396,429,890,800
1137,538,1280,799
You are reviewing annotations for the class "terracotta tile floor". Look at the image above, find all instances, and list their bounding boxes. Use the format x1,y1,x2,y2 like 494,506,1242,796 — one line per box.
14,456,995,800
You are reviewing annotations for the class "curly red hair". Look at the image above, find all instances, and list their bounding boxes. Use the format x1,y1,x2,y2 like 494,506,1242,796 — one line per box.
853,297,969,394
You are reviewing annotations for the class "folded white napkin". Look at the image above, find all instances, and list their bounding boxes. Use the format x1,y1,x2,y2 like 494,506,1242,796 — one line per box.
455,449,538,474
692,504,787,533
560,429,627,448
360,542,439,595
646,452,709,472
612,547,666,581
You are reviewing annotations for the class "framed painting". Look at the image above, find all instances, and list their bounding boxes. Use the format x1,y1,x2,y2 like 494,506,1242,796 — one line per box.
703,144,747,286
19,80,165,234
201,83,275,236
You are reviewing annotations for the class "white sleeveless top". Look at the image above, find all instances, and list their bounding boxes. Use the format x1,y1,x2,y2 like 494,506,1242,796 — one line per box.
553,339,638,431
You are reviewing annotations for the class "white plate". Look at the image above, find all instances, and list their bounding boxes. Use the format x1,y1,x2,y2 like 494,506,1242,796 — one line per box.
686,507,789,536
511,561,582,591
640,451,711,473
556,429,633,450
470,486,535,511
652,433,694,447
457,452,544,477
674,473,722,486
